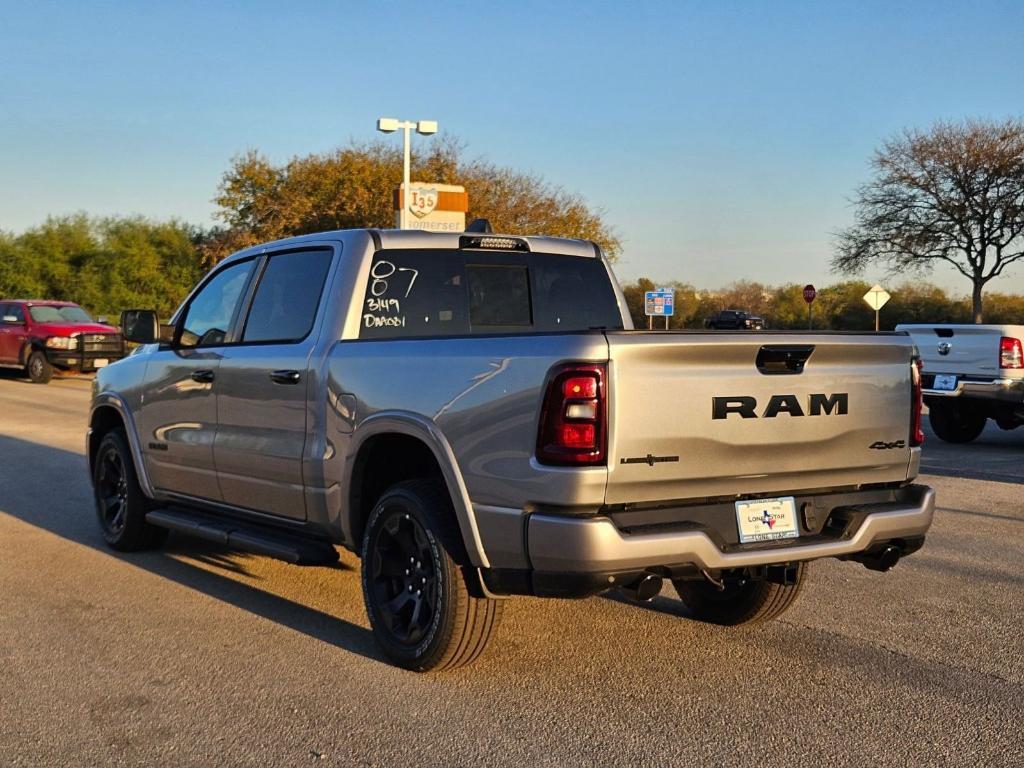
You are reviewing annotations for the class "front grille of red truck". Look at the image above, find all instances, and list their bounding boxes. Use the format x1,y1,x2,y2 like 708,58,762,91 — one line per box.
80,333,123,355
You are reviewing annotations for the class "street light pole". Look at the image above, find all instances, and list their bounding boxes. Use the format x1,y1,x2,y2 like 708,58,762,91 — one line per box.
377,117,439,229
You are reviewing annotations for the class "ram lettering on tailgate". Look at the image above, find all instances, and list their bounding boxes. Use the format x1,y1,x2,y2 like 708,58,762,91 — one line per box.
712,393,848,419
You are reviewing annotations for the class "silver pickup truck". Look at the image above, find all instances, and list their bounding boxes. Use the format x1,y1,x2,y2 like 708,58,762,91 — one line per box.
897,323,1024,443
89,228,935,671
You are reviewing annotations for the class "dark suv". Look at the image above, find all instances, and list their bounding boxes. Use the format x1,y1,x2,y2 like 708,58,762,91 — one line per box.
705,309,765,330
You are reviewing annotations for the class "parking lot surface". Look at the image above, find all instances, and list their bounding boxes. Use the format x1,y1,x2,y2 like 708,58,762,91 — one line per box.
0,374,1021,767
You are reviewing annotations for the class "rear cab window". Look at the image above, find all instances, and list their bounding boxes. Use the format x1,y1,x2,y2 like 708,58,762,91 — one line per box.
359,249,623,339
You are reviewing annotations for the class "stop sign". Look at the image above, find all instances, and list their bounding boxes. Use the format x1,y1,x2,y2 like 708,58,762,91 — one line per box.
803,284,817,304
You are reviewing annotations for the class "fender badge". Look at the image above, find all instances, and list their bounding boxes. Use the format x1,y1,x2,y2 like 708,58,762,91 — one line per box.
620,454,680,466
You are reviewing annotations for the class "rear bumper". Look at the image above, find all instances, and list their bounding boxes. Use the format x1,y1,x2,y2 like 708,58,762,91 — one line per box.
923,377,1024,403
526,484,935,573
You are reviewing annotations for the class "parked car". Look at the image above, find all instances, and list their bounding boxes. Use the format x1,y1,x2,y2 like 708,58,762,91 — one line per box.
88,228,934,672
0,300,124,383
705,309,766,330
897,323,1024,442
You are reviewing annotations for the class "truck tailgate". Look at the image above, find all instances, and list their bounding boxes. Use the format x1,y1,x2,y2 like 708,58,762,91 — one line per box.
896,324,1024,378
604,332,915,505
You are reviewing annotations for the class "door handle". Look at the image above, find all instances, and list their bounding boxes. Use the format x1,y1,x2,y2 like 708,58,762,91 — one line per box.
270,369,301,385
190,369,216,383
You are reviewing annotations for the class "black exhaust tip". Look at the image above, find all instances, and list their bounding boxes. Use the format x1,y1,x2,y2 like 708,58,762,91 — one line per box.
620,574,664,602
857,544,902,572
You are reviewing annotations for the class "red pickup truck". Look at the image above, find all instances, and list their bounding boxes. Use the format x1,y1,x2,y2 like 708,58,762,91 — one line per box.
0,300,125,383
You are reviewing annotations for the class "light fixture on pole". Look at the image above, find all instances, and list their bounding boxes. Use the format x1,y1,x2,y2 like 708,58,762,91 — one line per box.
376,117,439,229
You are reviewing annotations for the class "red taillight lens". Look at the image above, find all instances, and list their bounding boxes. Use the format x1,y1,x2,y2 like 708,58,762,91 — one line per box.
910,358,925,447
536,364,606,466
1000,337,1023,369
562,376,598,399
559,423,596,449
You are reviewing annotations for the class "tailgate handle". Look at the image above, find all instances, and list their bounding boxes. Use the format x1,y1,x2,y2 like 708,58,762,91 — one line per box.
756,345,814,375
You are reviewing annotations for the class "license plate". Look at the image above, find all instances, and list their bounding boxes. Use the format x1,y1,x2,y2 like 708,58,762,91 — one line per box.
735,497,800,543
932,374,957,391
93,359,109,368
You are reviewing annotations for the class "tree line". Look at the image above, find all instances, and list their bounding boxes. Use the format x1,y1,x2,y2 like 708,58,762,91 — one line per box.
620,277,1024,331
2,211,1019,330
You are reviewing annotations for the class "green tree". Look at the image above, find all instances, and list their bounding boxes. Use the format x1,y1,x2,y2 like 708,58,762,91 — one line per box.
0,215,204,319
209,137,620,263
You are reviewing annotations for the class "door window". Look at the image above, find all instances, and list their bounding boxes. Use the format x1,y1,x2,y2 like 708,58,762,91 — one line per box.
3,304,26,323
241,249,333,343
178,260,255,348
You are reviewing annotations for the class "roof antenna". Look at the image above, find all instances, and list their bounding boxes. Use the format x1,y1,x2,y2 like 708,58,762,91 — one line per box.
465,218,493,234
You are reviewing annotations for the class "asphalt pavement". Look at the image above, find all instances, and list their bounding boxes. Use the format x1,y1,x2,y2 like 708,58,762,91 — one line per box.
0,372,1021,767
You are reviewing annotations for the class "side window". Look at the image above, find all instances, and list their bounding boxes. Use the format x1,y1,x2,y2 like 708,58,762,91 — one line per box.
242,249,333,343
466,265,531,328
178,260,255,348
360,250,468,339
9,305,25,323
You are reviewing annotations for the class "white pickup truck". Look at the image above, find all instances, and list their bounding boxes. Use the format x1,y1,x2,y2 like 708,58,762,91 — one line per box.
896,323,1024,443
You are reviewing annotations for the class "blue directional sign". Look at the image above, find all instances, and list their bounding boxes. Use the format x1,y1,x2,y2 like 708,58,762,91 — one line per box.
644,288,675,316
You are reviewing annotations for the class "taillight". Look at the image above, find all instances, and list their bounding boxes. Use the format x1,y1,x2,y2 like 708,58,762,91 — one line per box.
910,357,925,447
1000,337,1023,369
536,364,607,466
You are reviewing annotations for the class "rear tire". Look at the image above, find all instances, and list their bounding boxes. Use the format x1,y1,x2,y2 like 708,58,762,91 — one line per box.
26,351,53,384
928,400,987,443
92,431,167,551
361,479,502,672
673,563,807,626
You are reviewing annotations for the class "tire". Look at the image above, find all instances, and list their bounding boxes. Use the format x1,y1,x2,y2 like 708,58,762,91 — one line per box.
673,563,808,626
92,430,167,551
928,400,987,444
361,479,502,672
26,350,53,384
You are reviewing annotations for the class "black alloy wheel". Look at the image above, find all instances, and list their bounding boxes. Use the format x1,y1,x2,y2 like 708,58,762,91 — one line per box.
91,431,166,551
367,508,440,647
360,480,502,672
95,445,129,538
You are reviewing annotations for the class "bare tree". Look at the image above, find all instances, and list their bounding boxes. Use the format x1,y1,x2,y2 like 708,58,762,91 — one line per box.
834,119,1024,322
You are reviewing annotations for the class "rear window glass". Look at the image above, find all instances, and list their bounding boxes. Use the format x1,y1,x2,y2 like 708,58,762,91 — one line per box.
467,265,531,327
359,249,623,339
360,250,468,339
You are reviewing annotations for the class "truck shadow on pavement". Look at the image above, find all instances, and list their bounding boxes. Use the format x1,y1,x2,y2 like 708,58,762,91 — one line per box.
0,434,382,664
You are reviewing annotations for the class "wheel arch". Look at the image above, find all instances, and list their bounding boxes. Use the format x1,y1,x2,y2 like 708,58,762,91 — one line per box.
88,394,155,497
345,412,489,568
19,337,45,367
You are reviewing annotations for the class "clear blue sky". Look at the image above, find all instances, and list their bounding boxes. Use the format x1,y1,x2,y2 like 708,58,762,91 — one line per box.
2,0,1022,294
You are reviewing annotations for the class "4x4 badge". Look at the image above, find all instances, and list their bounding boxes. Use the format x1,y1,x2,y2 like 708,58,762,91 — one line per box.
869,440,906,450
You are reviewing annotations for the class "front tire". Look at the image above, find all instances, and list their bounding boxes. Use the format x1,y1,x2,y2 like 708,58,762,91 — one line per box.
26,351,53,384
928,400,987,443
673,563,807,626
361,480,502,672
92,431,167,551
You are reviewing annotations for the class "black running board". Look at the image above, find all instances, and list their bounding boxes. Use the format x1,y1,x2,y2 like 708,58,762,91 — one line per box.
146,508,340,566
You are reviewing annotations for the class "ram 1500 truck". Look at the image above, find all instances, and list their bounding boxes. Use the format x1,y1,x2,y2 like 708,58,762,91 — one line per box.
0,300,124,383
88,228,935,672
897,323,1024,443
